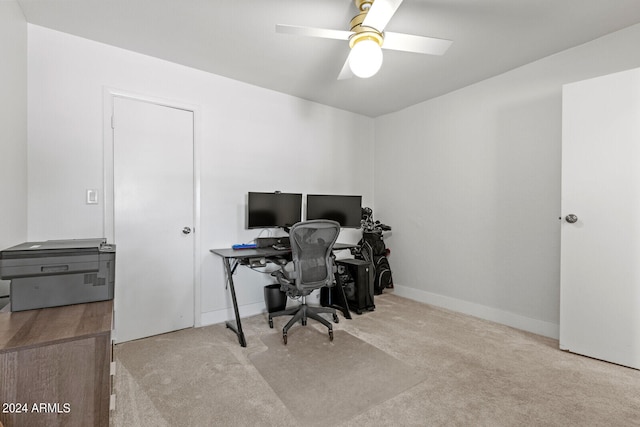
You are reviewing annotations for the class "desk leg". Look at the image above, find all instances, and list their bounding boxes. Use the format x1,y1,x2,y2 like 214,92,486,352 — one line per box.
222,258,247,347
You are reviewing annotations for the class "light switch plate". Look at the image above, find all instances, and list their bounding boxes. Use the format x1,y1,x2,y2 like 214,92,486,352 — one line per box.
86,189,99,204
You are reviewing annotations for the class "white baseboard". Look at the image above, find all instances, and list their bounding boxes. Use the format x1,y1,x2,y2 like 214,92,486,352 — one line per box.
199,289,322,328
199,286,560,340
200,301,266,327
392,284,559,340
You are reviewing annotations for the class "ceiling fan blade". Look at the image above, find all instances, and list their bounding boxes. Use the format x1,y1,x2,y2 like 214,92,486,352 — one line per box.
362,0,403,32
383,32,453,55
276,24,351,41
337,52,354,80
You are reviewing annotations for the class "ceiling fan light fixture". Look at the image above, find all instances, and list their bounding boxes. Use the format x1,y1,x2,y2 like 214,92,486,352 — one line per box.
276,0,453,81
349,33,383,78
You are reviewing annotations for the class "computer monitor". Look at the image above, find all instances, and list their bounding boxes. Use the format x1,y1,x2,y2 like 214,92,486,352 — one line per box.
306,194,362,228
247,192,302,229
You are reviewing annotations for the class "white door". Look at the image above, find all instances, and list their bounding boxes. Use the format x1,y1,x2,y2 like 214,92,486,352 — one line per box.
112,96,195,343
560,68,640,369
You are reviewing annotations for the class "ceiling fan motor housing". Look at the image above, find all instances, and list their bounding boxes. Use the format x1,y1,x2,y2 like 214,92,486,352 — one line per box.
349,2,384,48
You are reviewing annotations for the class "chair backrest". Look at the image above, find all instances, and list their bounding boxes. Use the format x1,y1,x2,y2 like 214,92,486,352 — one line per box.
289,220,340,292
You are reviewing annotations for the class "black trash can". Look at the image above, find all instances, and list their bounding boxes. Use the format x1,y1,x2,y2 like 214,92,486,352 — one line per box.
264,283,287,313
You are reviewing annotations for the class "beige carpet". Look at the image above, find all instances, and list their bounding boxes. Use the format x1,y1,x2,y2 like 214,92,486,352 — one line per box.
112,326,292,426
111,293,640,426
250,329,425,426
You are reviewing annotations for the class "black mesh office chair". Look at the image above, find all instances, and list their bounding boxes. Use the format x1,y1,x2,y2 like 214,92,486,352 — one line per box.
269,220,341,344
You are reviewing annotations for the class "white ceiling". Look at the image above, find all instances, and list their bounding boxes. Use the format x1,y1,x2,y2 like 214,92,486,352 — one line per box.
15,0,640,117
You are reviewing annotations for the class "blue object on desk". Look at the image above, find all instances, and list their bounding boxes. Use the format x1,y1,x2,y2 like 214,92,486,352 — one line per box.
232,243,258,250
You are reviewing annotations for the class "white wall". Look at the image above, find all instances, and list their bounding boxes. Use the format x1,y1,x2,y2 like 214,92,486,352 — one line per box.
27,25,374,322
26,17,640,339
375,23,640,338
0,1,27,298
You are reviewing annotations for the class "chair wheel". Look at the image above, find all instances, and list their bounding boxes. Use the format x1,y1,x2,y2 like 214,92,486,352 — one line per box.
283,333,288,345
333,313,339,323
268,317,273,328
329,330,334,341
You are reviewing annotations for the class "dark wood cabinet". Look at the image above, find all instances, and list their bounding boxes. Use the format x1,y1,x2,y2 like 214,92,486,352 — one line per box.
0,301,113,427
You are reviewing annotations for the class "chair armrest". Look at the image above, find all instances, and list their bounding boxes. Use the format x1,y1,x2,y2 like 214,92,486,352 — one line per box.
271,263,297,283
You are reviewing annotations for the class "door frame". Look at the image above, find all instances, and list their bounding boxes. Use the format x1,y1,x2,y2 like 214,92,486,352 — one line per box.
102,87,202,330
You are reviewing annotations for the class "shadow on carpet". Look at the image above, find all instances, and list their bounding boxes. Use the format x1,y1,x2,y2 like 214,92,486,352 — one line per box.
249,328,426,426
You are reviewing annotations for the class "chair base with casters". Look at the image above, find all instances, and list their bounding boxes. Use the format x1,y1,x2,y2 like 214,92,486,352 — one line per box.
268,294,339,344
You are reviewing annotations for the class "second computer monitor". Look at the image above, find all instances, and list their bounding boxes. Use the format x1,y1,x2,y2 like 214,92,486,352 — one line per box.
306,194,362,228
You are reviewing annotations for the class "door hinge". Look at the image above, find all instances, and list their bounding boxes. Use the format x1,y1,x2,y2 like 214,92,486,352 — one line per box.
111,115,115,129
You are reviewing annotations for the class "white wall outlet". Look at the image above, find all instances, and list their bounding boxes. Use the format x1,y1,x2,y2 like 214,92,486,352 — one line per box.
86,189,99,204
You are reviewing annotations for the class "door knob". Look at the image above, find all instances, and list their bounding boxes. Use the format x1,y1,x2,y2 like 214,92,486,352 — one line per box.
565,214,578,223
182,227,192,234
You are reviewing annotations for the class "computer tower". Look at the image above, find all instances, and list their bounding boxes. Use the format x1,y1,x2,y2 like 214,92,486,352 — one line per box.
337,259,374,314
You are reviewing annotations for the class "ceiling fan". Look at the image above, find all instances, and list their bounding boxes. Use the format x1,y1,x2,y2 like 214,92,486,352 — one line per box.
276,0,453,79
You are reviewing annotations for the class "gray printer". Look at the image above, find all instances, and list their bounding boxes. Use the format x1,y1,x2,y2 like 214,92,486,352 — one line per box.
0,238,115,311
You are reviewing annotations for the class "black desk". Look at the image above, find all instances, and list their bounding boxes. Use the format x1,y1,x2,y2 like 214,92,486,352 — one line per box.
210,243,355,347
